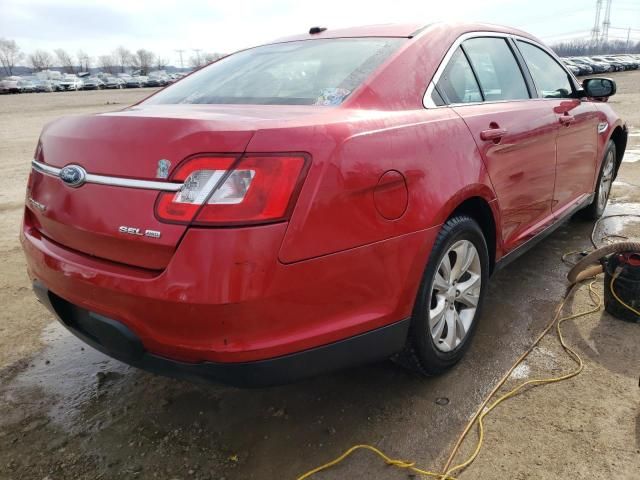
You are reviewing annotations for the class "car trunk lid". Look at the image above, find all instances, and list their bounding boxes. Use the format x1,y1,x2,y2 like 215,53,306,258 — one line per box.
27,108,257,270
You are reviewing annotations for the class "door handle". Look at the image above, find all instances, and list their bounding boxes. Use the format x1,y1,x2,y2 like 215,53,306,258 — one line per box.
559,114,575,126
480,128,507,141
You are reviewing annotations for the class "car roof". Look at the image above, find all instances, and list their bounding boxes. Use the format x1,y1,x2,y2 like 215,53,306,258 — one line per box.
271,21,539,44
276,22,537,39
273,23,425,42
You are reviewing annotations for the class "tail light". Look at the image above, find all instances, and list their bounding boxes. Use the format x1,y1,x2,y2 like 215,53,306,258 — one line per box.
155,154,309,226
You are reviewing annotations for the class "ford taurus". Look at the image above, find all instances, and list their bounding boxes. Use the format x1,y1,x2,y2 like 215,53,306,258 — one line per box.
21,23,627,386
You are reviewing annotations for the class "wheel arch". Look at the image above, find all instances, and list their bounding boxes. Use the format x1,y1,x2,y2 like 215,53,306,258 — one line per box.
447,195,499,274
609,124,628,176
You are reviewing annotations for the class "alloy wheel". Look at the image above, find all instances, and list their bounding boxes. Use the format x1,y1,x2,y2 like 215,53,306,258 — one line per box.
428,240,482,352
598,150,615,211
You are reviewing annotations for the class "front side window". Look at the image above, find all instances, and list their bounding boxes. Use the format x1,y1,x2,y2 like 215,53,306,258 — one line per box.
144,38,404,106
517,41,573,99
462,37,529,101
435,47,482,104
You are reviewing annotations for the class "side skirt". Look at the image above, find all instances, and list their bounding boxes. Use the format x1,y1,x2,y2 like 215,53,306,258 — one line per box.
494,193,594,272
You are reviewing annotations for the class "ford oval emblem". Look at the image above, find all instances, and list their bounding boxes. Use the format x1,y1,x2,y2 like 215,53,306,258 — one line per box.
59,165,87,187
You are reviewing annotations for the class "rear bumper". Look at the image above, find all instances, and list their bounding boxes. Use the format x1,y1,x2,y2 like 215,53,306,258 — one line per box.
34,281,410,387
22,215,436,366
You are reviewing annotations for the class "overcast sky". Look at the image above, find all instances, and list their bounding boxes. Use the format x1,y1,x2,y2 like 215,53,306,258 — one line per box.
2,0,639,67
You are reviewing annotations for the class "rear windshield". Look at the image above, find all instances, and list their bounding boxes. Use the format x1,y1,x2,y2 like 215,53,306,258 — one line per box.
144,38,404,106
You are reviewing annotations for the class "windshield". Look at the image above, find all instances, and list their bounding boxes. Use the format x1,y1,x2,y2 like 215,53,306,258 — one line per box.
144,38,404,106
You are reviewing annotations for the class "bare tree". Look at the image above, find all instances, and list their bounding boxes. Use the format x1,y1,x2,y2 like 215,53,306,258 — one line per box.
54,48,75,74
189,51,224,69
28,49,54,71
113,46,132,73
154,55,169,71
0,38,23,76
552,38,640,57
77,50,92,72
203,52,225,64
98,54,116,74
188,54,202,69
131,49,154,75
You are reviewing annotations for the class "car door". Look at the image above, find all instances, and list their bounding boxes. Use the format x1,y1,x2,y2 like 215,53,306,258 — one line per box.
431,36,559,251
515,40,599,217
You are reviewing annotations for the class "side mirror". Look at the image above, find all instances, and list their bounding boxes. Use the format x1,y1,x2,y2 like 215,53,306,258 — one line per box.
582,77,616,98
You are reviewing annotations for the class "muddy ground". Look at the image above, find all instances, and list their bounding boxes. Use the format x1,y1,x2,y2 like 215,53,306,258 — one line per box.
0,74,638,480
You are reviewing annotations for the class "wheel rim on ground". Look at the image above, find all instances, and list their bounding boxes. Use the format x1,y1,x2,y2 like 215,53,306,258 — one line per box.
428,239,482,352
598,150,615,211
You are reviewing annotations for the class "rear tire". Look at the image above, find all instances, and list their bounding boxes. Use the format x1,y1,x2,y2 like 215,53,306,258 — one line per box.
397,215,489,376
583,140,616,220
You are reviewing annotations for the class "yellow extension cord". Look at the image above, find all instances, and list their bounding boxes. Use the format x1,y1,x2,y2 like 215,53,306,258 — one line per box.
610,270,640,317
296,277,609,480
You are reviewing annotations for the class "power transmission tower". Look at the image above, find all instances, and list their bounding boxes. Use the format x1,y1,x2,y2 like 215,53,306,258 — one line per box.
601,0,612,42
192,49,202,67
175,49,185,69
592,0,603,43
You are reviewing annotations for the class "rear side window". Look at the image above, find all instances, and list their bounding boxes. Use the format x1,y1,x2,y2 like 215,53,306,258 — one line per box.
435,48,482,104
144,38,404,106
517,41,573,99
462,37,529,101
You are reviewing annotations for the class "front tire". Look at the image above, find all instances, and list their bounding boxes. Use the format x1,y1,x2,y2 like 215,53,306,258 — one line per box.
399,215,489,376
583,140,616,220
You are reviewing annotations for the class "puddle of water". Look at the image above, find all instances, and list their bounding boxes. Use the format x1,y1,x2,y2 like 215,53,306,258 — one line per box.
14,322,130,429
613,180,636,188
510,363,531,380
622,149,640,163
592,203,640,245
603,201,640,215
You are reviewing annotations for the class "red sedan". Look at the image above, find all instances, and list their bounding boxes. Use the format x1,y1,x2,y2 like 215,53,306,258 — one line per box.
21,23,627,386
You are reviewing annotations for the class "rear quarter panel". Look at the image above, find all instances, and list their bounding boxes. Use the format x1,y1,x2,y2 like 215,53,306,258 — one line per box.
245,108,497,263
593,102,626,187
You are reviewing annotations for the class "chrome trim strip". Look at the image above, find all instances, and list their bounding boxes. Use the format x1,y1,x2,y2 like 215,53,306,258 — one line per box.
31,160,60,176
31,159,183,192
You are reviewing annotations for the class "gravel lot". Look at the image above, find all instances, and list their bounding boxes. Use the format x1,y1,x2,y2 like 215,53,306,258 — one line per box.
0,76,639,480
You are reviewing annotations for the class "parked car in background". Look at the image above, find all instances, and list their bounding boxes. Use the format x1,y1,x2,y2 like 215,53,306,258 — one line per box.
612,55,639,69
82,77,105,90
22,23,627,386
34,79,60,92
562,58,593,76
104,77,125,89
570,57,610,73
591,56,625,71
146,77,163,87
168,72,187,83
59,75,83,91
0,77,21,94
125,76,145,88
18,79,37,93
146,72,170,87
35,70,63,82
561,60,581,76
